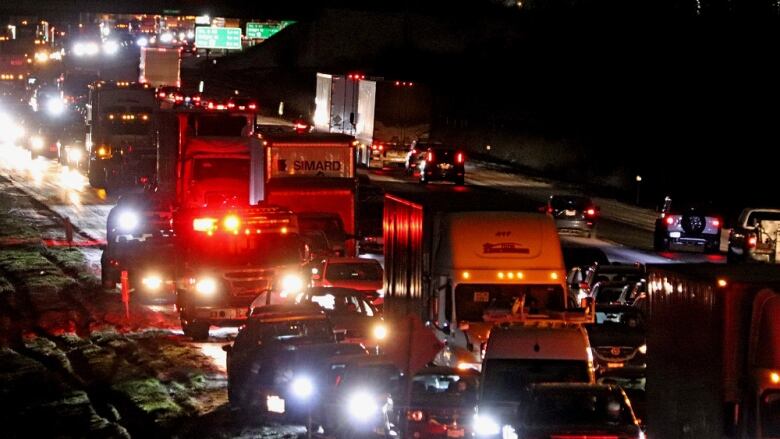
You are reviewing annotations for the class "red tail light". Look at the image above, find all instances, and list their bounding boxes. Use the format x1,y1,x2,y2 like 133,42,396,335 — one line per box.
712,218,720,227
456,152,464,163
378,145,384,151
665,216,675,226
227,102,236,109
158,92,166,98
427,152,433,162
748,235,758,248
248,103,257,109
371,144,378,150
586,208,596,217
207,102,215,109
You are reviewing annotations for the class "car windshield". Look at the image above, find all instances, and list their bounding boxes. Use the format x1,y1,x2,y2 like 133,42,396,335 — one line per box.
747,211,780,225
592,284,626,304
306,292,375,316
454,284,565,322
592,308,644,333
527,388,634,427
192,158,250,181
411,372,478,403
551,196,590,210
481,360,591,402
325,262,382,281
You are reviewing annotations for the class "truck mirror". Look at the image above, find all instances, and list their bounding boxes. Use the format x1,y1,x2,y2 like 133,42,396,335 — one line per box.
349,112,355,125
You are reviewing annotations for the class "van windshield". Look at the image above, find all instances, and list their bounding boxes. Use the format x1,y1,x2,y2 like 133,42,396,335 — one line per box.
481,359,591,403
454,284,565,322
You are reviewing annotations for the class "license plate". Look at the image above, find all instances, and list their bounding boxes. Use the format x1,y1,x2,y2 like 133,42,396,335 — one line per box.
209,309,242,319
439,163,452,170
565,209,577,216
669,232,681,238
447,428,465,438
607,362,624,368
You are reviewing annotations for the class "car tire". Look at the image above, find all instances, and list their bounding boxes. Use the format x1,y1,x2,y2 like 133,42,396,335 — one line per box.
181,318,210,341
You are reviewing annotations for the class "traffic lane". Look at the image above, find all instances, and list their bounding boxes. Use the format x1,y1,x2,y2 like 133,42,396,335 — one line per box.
0,147,118,241
365,167,726,265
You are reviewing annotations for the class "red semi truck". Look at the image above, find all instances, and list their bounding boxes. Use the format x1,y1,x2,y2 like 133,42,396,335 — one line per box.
641,264,780,438
253,132,359,257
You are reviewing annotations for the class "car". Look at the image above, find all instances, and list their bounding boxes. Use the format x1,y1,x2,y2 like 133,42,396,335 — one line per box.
369,141,408,169
587,304,647,380
391,366,480,439
417,145,466,185
318,355,402,437
405,139,436,174
653,196,722,253
727,208,780,263
27,124,60,159
227,96,258,111
223,304,369,418
590,281,633,305
546,194,599,237
296,286,387,350
309,257,384,298
474,383,644,439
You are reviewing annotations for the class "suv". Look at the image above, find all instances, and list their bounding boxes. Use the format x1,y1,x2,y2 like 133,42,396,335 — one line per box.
727,208,780,263
417,146,465,185
653,197,721,253
547,195,599,238
405,139,439,175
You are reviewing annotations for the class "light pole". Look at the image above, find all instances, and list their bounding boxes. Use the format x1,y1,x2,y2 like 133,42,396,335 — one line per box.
635,175,642,205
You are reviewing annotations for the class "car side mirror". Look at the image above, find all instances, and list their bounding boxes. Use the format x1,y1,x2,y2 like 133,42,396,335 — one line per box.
221,344,232,353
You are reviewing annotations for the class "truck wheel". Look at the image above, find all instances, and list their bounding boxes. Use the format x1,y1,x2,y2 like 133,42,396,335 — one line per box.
181,318,210,341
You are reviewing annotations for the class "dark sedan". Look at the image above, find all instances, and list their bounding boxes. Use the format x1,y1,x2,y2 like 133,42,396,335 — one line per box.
547,194,599,238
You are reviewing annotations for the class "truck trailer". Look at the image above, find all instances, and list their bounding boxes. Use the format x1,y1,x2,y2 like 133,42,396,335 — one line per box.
383,191,573,369
139,46,181,88
642,264,780,439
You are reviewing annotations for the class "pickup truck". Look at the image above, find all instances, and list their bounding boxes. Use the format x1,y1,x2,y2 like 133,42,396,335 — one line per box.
728,208,780,263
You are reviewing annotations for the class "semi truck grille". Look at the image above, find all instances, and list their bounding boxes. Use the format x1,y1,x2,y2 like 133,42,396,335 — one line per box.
224,271,273,295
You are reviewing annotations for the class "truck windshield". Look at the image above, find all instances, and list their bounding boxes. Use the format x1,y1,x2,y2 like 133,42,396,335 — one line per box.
187,234,303,266
481,359,591,402
454,284,565,322
192,158,250,181
193,114,249,136
761,390,780,437
527,388,634,427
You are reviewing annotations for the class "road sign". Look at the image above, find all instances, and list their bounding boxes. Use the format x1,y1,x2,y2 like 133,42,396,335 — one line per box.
195,27,242,50
246,22,296,39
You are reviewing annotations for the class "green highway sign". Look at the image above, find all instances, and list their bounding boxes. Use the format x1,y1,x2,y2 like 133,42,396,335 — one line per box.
246,21,296,39
195,26,242,50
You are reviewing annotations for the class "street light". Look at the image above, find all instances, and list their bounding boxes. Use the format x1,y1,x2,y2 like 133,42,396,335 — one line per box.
635,175,642,205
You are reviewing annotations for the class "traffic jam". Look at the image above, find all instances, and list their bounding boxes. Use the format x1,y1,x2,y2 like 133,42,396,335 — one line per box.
1,8,780,439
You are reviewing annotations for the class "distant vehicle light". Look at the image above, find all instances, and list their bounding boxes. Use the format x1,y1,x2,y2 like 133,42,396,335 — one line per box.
67,148,83,163
136,36,149,47
665,216,675,226
748,236,758,248
456,152,464,164
248,103,257,110
712,219,720,227
102,40,119,55
193,217,218,232
638,344,647,354
117,211,140,232
347,391,379,420
160,32,174,44
473,414,501,436
427,151,433,162
195,278,217,296
586,208,596,216
30,135,45,150
46,97,65,116
141,275,163,290
97,146,110,157
772,371,780,384
407,410,425,422
281,274,304,294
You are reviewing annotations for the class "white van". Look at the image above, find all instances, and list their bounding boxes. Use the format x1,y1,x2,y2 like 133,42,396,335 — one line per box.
479,324,595,404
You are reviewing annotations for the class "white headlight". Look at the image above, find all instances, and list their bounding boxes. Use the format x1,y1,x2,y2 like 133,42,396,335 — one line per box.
46,98,64,116
638,344,647,354
373,323,388,340
347,391,379,420
281,274,304,294
31,136,45,150
474,414,501,436
195,278,217,296
160,32,173,44
291,376,314,399
102,40,119,55
136,37,148,47
141,275,163,290
117,211,139,232
68,148,83,163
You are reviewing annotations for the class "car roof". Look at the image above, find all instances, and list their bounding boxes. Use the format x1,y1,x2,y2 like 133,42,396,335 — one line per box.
324,257,381,264
307,286,370,296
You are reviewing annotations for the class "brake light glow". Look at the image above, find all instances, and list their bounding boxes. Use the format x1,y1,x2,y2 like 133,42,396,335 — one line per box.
712,218,720,227
748,235,758,248
456,152,464,163
248,104,257,109
427,152,433,161
207,102,215,109
193,217,218,232
665,216,675,226
586,208,596,216
223,215,241,234
227,102,235,109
